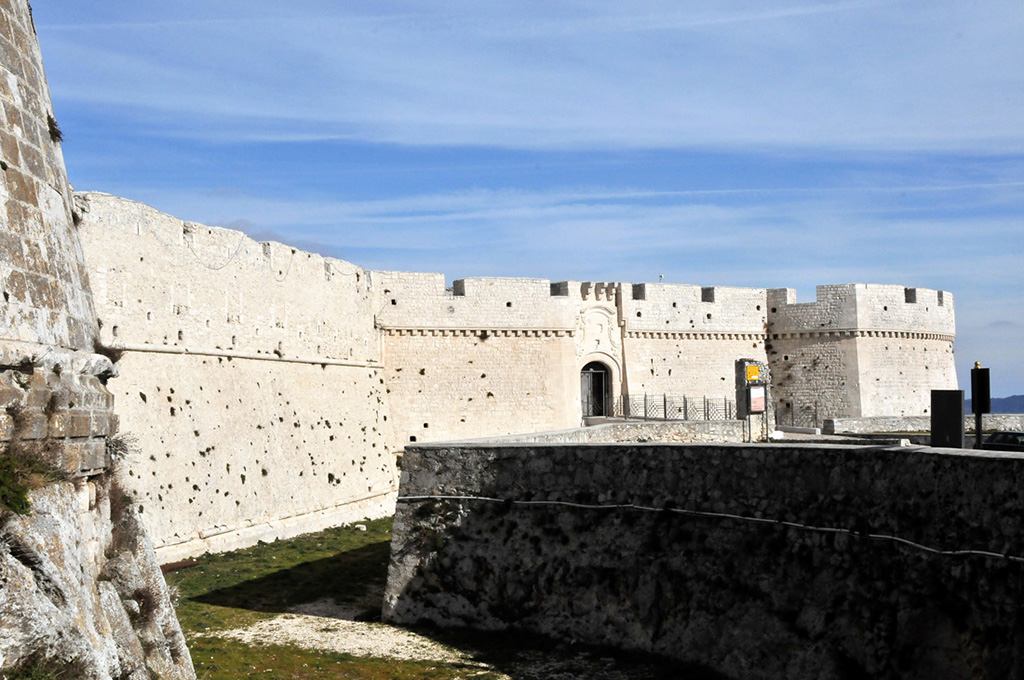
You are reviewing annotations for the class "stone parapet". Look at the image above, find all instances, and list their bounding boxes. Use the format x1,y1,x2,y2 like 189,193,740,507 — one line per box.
825,414,1024,435
386,442,1024,679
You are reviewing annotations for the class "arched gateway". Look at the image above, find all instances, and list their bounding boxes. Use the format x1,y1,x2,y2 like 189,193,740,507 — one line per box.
580,361,611,417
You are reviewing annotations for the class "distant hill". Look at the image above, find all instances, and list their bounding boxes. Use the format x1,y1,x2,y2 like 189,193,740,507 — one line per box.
966,394,1024,414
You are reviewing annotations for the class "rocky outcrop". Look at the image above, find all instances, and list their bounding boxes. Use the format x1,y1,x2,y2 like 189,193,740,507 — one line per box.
0,0,196,675
0,475,193,679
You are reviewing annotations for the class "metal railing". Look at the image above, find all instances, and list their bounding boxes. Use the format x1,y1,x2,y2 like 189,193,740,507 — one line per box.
605,394,737,421
777,400,820,429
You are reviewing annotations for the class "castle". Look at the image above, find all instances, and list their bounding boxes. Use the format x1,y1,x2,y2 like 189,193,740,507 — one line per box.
1,2,990,674
75,191,956,561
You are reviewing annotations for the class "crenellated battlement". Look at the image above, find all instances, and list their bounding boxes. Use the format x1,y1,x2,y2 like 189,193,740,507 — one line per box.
373,271,581,331
768,283,954,337
81,192,380,365
624,283,767,335
76,192,958,557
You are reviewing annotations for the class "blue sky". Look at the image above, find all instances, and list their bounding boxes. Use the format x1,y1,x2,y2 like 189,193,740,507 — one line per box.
33,1,1024,396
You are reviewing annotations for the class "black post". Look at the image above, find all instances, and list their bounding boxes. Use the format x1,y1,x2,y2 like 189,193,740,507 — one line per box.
931,390,965,448
971,363,991,449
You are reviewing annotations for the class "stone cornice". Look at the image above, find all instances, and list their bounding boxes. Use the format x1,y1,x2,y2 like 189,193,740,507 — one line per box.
769,329,954,342
115,342,381,368
381,327,575,338
624,331,766,341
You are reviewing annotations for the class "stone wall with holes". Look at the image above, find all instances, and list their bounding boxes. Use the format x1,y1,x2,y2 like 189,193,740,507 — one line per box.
767,284,956,422
385,442,1024,680
374,272,584,445
380,330,579,446
767,334,860,427
620,284,769,400
76,198,958,556
77,192,397,561
105,352,394,562
78,192,380,363
375,276,779,442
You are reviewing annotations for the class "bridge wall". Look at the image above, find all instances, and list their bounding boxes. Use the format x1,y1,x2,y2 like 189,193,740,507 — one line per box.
386,441,1024,680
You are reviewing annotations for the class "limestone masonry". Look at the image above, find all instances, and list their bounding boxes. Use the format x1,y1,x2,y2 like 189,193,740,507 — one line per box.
76,192,956,559
0,1,194,676
386,440,1024,680
0,1,965,675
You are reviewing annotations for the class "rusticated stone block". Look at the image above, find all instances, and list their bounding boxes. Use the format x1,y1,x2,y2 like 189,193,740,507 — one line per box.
0,8,12,43
89,411,117,438
18,137,42,177
12,409,47,440
6,167,36,205
0,129,19,164
66,411,93,439
72,439,109,471
46,409,67,438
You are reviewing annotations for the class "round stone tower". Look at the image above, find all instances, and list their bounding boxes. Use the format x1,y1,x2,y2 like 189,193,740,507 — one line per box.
0,0,116,472
0,2,194,677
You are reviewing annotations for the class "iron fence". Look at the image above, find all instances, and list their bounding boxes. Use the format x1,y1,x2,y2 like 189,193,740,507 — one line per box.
777,400,820,429
607,394,736,421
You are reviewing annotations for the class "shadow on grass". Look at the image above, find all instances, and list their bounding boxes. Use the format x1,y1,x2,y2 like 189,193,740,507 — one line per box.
424,625,735,680
177,521,731,680
192,540,390,616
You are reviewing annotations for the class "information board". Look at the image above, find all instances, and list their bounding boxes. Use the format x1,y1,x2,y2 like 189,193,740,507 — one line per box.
749,385,766,414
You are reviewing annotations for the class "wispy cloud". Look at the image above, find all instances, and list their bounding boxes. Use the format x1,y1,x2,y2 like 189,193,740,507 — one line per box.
32,2,1024,394
37,1,1024,151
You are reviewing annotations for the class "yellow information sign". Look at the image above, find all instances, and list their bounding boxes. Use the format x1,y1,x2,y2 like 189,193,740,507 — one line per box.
745,364,760,383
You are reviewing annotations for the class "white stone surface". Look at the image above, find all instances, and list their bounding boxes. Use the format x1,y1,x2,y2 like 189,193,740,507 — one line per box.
77,193,958,559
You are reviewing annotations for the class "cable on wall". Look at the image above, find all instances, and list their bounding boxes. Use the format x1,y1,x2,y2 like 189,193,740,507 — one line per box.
396,494,1024,565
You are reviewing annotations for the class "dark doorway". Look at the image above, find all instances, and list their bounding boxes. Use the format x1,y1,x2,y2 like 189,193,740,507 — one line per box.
581,362,609,417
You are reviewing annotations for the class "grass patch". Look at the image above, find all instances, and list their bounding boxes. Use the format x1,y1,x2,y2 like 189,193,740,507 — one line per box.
167,517,725,680
187,636,504,680
0,402,69,517
0,446,67,517
168,519,392,633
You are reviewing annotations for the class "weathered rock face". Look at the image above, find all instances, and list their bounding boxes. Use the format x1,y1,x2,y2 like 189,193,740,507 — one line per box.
1,479,192,678
0,0,195,676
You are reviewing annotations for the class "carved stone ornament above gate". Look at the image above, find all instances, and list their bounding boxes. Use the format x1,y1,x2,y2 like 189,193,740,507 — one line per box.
575,304,621,363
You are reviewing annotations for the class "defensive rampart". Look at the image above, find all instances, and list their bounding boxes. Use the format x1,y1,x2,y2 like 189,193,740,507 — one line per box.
76,194,957,560
385,441,1024,680
374,272,580,445
77,192,397,561
768,285,955,425
824,414,1024,435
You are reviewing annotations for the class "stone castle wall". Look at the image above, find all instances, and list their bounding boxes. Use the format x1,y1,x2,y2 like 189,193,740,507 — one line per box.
385,441,1024,680
0,2,193,676
768,284,955,424
76,194,957,559
621,283,767,399
374,272,580,445
77,192,397,561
